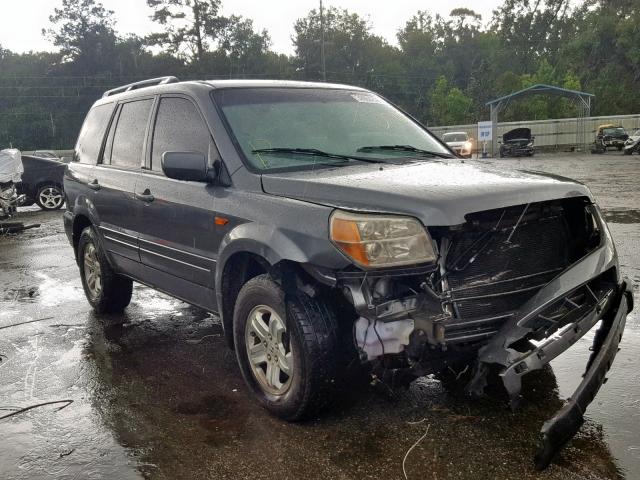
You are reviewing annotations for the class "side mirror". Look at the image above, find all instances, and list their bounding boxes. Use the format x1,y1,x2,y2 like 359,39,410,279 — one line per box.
162,151,209,182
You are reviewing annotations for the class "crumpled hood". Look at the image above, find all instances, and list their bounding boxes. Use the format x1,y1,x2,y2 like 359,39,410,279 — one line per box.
261,161,592,226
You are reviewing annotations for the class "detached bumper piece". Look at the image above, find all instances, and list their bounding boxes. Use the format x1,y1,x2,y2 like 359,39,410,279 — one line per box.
0,221,40,234
534,280,632,470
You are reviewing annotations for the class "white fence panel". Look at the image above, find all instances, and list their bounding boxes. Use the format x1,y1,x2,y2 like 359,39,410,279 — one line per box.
431,114,640,150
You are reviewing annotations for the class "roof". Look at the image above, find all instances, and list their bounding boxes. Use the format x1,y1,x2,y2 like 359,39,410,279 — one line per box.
487,83,594,107
442,131,468,135
203,79,367,91
97,77,368,104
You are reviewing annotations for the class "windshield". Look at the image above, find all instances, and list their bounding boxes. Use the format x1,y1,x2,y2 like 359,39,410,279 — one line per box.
212,87,450,171
603,127,625,135
442,133,467,143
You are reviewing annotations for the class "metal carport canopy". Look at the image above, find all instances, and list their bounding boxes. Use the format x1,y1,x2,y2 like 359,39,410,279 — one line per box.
486,84,595,155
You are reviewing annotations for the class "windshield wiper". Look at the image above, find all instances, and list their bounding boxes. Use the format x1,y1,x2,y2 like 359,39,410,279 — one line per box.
356,145,454,158
251,147,385,164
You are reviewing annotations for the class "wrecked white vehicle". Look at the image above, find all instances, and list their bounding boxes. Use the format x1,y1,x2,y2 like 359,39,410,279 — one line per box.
0,149,25,219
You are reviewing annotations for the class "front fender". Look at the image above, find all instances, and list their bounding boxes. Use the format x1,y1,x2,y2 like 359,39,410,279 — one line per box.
214,220,350,308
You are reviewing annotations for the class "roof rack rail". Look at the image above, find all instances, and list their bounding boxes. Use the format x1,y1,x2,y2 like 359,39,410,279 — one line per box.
103,76,179,98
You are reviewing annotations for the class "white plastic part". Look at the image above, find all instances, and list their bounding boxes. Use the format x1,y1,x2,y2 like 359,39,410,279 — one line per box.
355,317,414,361
0,149,23,183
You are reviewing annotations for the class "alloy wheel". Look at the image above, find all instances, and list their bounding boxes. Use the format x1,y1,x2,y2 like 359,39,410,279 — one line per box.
245,305,293,395
83,243,102,299
38,186,64,209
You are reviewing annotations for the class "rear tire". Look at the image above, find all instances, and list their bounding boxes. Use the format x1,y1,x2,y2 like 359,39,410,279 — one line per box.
36,184,64,210
233,274,340,420
78,226,133,314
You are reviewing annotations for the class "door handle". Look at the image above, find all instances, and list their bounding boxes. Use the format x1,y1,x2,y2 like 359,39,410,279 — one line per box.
87,179,101,191
135,189,154,203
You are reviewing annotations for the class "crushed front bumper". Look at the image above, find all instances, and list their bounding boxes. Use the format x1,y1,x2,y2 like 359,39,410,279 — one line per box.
534,280,632,469
464,208,634,468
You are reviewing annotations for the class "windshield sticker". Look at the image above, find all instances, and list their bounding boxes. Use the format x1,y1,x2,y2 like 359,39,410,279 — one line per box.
350,93,385,104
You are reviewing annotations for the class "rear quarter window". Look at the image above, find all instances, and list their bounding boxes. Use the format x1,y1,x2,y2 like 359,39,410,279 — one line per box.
74,103,114,164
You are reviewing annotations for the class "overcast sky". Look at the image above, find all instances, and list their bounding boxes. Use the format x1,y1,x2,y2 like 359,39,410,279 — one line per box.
1,0,502,55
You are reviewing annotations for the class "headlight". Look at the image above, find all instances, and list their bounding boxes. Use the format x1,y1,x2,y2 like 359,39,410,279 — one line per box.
330,210,436,268
464,141,472,150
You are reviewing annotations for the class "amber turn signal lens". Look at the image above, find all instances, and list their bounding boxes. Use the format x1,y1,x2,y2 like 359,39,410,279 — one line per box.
331,217,370,266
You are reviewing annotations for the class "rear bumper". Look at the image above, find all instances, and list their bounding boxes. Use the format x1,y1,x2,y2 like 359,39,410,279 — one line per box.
534,279,632,469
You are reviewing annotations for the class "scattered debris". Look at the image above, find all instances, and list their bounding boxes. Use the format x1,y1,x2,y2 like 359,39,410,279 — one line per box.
402,423,431,480
185,334,220,345
447,364,469,380
58,448,75,458
0,399,73,420
407,417,427,425
0,222,40,234
0,316,54,331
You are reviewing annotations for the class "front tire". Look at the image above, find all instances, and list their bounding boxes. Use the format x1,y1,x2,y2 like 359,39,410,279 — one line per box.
78,226,133,314
36,184,65,210
233,274,340,420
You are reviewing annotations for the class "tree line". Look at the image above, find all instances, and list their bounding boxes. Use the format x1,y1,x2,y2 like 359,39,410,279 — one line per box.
1,0,638,150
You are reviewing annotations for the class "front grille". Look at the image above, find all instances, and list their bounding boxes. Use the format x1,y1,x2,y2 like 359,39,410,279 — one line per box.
441,199,596,345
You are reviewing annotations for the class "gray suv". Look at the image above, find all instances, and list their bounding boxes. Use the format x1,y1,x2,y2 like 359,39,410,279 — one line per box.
64,77,632,469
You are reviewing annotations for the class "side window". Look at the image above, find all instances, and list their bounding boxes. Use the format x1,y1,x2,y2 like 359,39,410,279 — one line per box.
109,99,153,169
74,103,114,164
151,97,211,171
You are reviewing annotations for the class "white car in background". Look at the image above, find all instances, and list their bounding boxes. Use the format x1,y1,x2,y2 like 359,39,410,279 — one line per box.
442,131,473,158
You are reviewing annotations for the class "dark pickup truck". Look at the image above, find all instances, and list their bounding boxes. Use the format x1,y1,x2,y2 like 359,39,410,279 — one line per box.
63,77,632,469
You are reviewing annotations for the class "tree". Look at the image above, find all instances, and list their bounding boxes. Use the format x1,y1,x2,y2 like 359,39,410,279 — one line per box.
491,0,572,73
217,16,271,75
42,0,118,73
146,0,226,62
429,76,473,125
293,7,388,82
449,8,482,30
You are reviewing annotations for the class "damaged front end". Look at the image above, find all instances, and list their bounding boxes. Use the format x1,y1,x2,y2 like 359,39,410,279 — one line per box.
336,196,633,468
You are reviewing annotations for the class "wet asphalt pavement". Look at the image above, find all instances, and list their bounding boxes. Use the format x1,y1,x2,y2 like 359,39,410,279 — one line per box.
1,153,638,480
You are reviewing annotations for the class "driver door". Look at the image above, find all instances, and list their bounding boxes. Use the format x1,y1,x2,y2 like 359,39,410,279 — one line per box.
134,95,219,299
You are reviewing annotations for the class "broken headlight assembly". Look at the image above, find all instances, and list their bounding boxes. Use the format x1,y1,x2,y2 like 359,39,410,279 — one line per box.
330,210,436,268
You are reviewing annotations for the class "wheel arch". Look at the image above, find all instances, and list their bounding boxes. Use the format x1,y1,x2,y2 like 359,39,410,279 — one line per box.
35,179,63,191
215,229,333,350
71,213,93,260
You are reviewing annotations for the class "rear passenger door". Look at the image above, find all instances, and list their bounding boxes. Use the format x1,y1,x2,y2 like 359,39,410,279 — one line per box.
135,95,218,289
93,97,154,264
